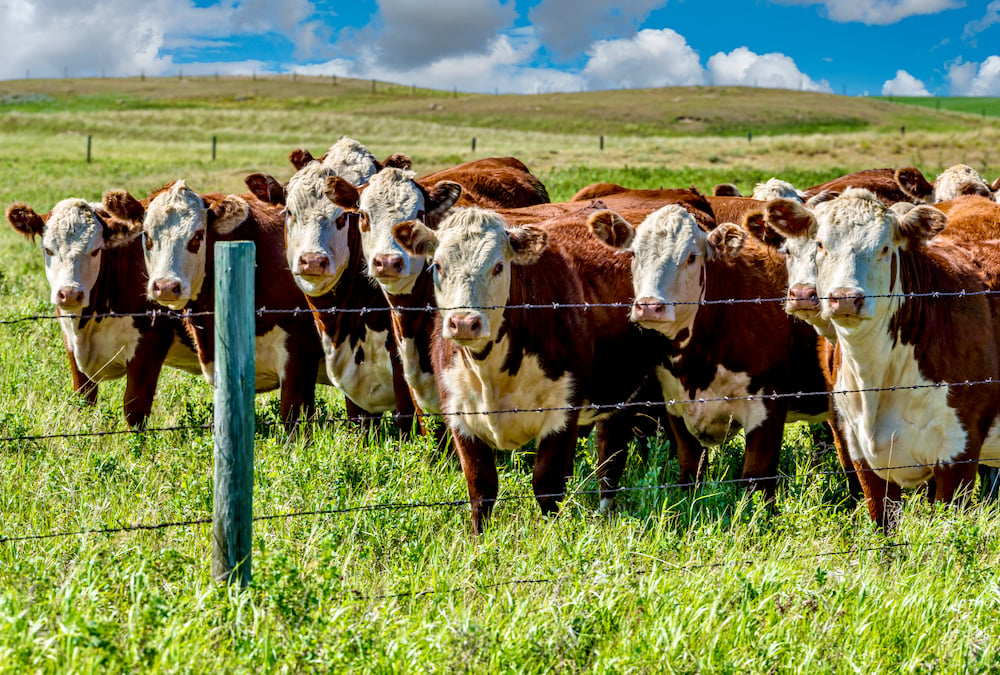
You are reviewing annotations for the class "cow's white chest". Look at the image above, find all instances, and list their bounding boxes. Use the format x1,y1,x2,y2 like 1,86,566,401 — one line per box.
656,364,766,446
401,336,440,414
441,336,573,449
320,328,395,413
835,337,967,487
163,335,202,375
61,316,140,381
252,326,291,392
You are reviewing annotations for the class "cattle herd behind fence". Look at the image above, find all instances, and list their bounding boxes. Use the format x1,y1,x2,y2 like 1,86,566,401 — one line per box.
4,137,1000,585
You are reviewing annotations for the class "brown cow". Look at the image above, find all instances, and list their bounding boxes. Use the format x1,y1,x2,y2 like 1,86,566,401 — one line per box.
6,198,201,427
801,168,915,205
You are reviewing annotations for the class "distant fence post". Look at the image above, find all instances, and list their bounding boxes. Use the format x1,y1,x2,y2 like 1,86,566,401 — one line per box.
471,137,476,152
212,241,255,587
212,136,217,161
599,135,604,150
86,135,92,163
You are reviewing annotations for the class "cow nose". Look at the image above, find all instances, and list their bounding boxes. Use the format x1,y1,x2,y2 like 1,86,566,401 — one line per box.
827,287,865,316
371,254,405,278
786,284,820,311
152,279,182,301
298,252,330,276
446,312,485,340
56,287,84,308
632,297,673,322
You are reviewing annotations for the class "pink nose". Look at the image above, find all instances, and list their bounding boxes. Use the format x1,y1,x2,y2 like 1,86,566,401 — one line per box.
371,254,404,278
632,297,672,322
152,279,182,302
56,287,84,307
786,284,820,312
447,313,485,340
298,252,330,276
827,287,865,316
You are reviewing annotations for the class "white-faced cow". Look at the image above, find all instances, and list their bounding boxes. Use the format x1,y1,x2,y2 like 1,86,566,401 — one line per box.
896,164,997,204
770,188,1000,527
101,181,325,428
6,198,200,427
285,137,413,189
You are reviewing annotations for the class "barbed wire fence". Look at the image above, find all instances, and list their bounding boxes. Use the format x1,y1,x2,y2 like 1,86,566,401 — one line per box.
3,255,999,588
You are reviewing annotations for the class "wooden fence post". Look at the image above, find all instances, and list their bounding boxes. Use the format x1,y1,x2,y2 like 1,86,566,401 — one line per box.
86,136,92,163
212,136,217,161
212,241,255,587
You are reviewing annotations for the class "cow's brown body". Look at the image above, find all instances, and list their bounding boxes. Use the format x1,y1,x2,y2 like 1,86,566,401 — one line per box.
803,168,915,205
417,157,550,208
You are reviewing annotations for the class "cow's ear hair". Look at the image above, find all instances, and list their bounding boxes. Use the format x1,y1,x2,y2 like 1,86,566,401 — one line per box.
957,181,992,198
896,204,947,248
895,166,934,202
381,153,412,170
324,176,361,210
101,189,145,224
245,173,286,205
707,223,745,260
741,209,784,248
424,181,462,226
6,202,45,240
587,209,635,249
712,183,741,197
804,189,837,209
94,205,142,248
508,225,548,265
393,220,438,257
206,195,249,235
763,198,816,240
289,148,315,172
990,176,1000,193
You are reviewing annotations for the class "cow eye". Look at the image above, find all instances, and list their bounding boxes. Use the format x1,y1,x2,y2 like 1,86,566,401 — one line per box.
358,212,370,233
429,260,442,276
144,233,154,251
186,229,205,253
815,241,825,252
90,248,100,257
493,262,504,276
44,247,54,256
881,245,890,256
686,252,697,265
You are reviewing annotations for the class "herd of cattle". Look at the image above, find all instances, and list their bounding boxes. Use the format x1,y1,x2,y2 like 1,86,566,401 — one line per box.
8,136,1000,531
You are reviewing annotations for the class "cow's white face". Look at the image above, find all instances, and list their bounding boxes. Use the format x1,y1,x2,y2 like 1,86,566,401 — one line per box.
322,137,380,187
779,230,822,321
933,163,990,202
752,178,803,202
40,199,106,312
283,162,350,296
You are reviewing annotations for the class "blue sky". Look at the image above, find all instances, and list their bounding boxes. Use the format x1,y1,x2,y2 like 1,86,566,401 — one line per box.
3,1,1000,96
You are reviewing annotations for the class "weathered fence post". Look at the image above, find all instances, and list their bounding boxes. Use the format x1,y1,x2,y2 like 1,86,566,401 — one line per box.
86,135,92,163
599,135,604,150
471,137,476,152
212,136,217,161
212,241,255,587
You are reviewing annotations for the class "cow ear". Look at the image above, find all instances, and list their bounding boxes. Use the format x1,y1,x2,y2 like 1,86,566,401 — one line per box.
206,195,249,235
763,198,816,240
245,173,286,206
804,189,837,209
94,205,142,248
425,181,462,226
741,209,784,248
587,209,635,249
102,189,145,223
381,153,412,170
707,223,745,260
6,202,45,240
324,176,361,209
712,183,741,197
991,176,1000,193
896,204,947,248
393,220,438,257
289,148,315,172
957,181,992,198
895,167,933,202
508,225,548,266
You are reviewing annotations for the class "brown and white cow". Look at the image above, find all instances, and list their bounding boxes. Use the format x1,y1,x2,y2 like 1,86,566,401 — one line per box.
591,204,830,498
393,206,667,531
896,164,997,204
244,159,417,434
769,188,1000,526
284,137,413,189
802,168,915,206
102,181,325,427
6,198,200,427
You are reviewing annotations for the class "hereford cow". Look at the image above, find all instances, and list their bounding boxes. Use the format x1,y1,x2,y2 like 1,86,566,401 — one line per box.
287,137,413,189
801,168,915,205
392,206,667,531
6,198,200,427
765,188,1000,527
244,158,416,434
590,204,830,498
895,164,996,204
101,181,325,428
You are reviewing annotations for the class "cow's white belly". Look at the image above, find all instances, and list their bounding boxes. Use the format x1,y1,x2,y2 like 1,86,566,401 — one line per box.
62,316,139,382
321,328,395,413
253,326,290,392
441,336,573,450
656,364,766,446
163,335,202,375
401,336,440,414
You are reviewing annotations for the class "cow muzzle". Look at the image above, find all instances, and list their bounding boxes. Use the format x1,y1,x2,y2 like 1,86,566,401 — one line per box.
371,253,405,280
444,311,489,343
297,252,331,277
786,284,820,314
826,287,866,318
632,297,675,324
150,278,185,306
55,286,85,311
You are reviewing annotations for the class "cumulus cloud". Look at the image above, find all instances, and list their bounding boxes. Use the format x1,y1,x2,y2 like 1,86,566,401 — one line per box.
881,69,931,96
707,47,832,92
947,56,1000,95
528,0,668,59
963,0,1000,43
776,0,962,25
581,29,706,90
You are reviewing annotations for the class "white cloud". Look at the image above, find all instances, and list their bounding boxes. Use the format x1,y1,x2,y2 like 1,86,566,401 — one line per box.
881,69,931,96
963,0,1000,42
707,47,832,92
776,0,963,25
947,56,1000,95
529,0,668,58
581,29,706,90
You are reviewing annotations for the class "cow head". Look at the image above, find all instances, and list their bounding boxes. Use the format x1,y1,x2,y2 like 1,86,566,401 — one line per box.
752,178,804,202
762,198,823,322
327,168,462,296
6,198,141,312
589,205,744,340
135,181,248,309
806,188,946,330
394,207,547,351
316,137,412,187
931,164,992,203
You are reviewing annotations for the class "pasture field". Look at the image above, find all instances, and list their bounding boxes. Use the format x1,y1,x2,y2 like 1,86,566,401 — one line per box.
2,79,1000,673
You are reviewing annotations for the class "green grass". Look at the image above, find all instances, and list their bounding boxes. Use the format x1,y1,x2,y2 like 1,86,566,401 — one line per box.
3,79,1000,673
875,96,1000,119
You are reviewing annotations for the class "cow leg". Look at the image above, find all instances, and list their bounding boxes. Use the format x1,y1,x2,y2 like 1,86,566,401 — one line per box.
533,418,580,517
387,337,417,441
452,431,498,533
826,409,863,501
741,409,785,501
853,458,902,531
595,414,634,513
344,398,379,436
64,341,98,404
932,453,979,506
122,334,171,429
668,413,707,487
279,331,320,432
